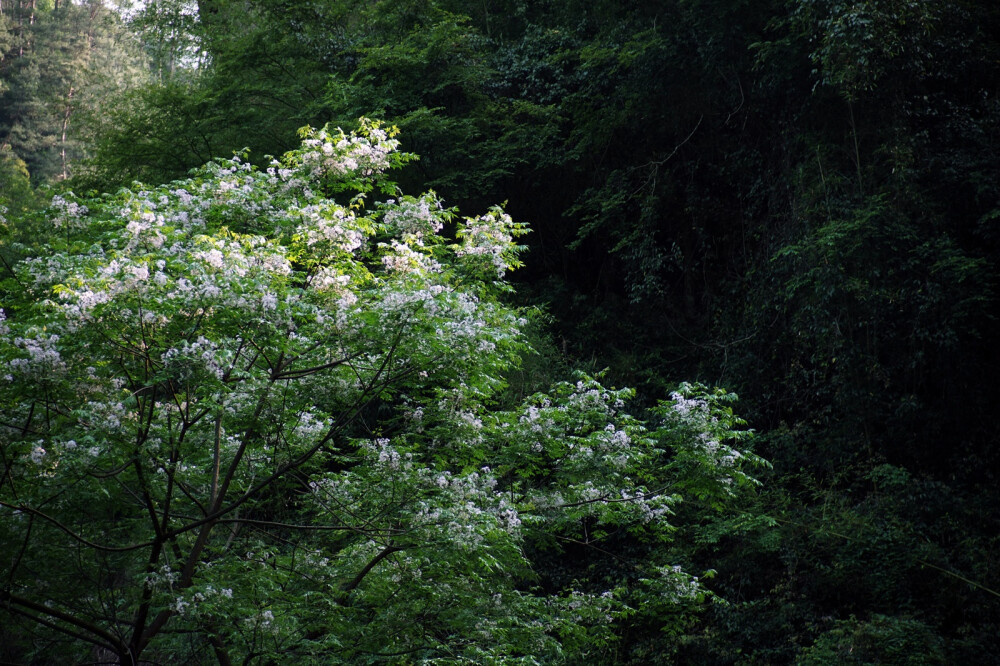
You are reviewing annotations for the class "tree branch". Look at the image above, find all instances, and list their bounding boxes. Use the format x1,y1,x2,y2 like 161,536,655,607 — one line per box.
0,589,126,654
340,544,402,596
0,500,155,553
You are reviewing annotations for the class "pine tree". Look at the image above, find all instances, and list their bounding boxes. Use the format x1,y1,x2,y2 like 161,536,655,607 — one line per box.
0,0,146,184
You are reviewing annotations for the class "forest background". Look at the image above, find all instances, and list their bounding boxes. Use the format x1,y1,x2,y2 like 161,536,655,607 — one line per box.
2,0,999,663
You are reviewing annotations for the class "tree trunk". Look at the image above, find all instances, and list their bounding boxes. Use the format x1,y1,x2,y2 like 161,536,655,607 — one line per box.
60,86,73,180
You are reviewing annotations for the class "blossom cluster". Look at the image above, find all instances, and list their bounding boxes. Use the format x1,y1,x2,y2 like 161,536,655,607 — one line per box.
656,382,767,496
642,564,705,604
297,120,400,178
314,437,525,544
49,194,89,228
455,207,526,277
7,332,66,378
382,193,445,238
483,376,681,533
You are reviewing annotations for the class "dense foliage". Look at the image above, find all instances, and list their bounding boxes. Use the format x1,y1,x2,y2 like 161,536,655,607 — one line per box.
3,0,1000,663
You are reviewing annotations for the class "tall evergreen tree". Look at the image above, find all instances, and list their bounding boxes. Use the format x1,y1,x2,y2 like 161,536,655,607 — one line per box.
0,0,145,184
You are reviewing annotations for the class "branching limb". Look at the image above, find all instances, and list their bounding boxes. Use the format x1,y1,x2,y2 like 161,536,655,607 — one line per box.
0,589,126,654
0,499,155,552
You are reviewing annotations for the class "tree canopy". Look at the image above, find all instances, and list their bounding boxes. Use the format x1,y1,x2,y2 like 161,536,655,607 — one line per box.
0,120,766,664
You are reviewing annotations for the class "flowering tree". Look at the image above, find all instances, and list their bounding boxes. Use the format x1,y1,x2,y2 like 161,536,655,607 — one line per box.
0,121,766,664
